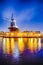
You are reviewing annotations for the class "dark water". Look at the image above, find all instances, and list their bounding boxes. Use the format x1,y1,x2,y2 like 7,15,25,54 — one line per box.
0,49,43,65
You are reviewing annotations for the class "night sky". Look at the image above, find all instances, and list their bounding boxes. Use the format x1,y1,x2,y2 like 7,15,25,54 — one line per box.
0,0,43,33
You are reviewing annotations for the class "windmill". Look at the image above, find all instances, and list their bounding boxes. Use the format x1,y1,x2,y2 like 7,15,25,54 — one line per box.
3,13,16,27
3,13,19,32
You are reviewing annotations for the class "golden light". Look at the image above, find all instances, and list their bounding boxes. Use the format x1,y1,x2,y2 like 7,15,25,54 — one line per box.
6,38,10,54
11,38,15,54
10,32,14,37
33,38,38,52
28,32,33,36
18,38,25,53
17,32,23,37
6,32,9,37
23,38,27,44
28,38,30,49
28,38,33,52
30,38,33,52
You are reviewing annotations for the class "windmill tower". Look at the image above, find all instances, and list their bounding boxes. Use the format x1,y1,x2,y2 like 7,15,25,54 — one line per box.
8,13,19,32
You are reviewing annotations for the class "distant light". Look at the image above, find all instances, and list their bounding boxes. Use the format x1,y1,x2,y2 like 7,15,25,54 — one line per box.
6,38,10,54
13,42,19,61
11,38,15,54
3,38,6,54
11,32,14,36
38,38,41,51
18,38,25,53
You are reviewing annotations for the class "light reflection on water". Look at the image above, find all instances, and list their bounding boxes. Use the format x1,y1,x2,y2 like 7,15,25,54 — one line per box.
0,48,43,64
0,41,43,64
13,43,20,61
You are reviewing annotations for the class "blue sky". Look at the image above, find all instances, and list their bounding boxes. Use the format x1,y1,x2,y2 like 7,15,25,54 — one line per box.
0,0,43,33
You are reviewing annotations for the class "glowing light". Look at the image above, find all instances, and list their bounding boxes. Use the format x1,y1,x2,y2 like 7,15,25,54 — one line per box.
18,38,25,53
11,32,14,36
23,38,27,44
28,38,33,52
13,42,19,61
38,38,41,51
30,38,33,52
33,38,38,52
6,38,10,54
3,38,6,54
6,32,9,36
28,38,30,49
11,38,15,54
